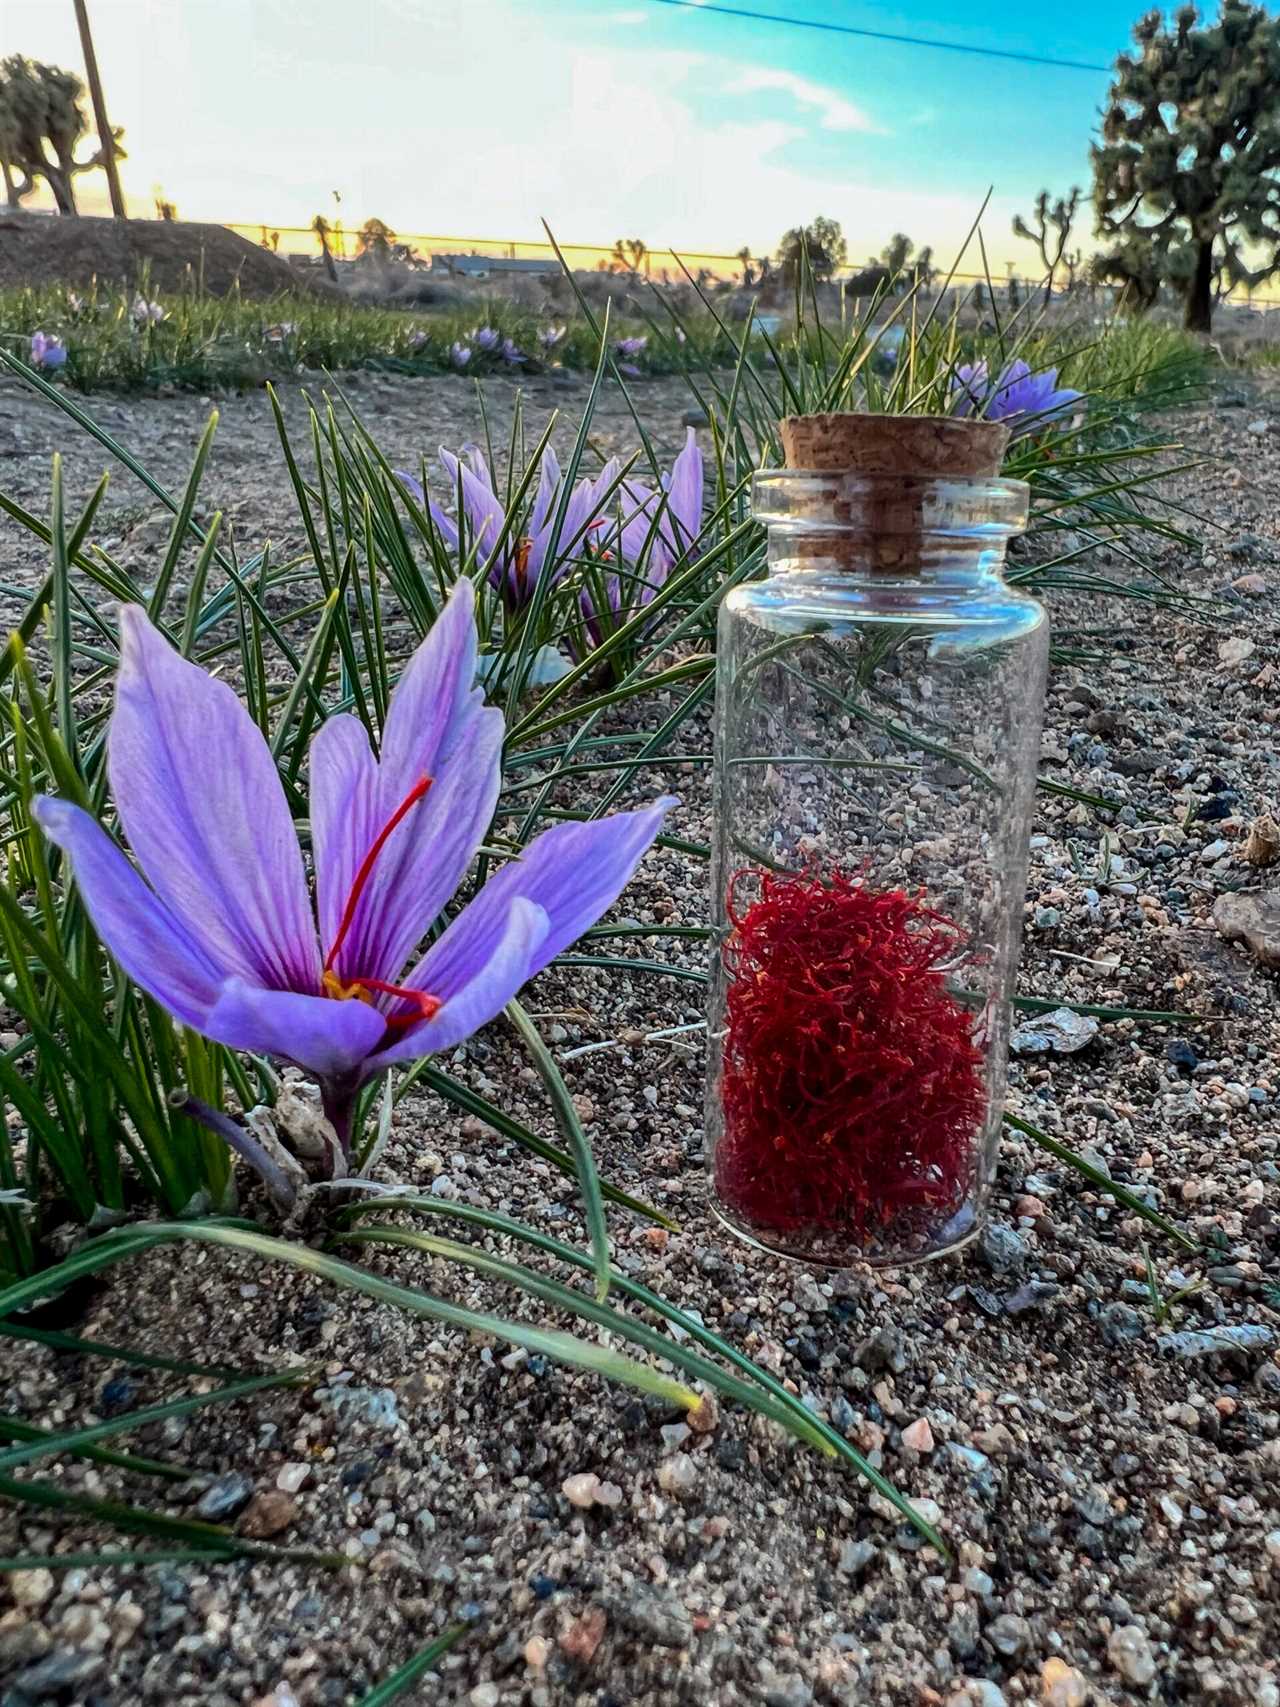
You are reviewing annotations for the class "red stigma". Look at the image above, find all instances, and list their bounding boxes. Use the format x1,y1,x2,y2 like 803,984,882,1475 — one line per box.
344,977,442,1030
715,867,986,1246
324,775,432,977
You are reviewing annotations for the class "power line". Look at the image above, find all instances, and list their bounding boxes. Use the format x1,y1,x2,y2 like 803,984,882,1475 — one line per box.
647,0,1112,74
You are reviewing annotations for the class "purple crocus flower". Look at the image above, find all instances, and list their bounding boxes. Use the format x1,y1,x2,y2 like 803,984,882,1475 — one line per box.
500,337,526,366
539,326,566,349
450,341,472,368
615,335,647,359
473,325,500,352
407,328,430,351
33,581,672,1165
396,447,610,612
951,358,1082,435
575,432,704,656
29,331,68,371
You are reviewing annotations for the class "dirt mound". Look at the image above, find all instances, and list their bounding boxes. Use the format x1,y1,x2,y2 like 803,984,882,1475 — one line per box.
0,213,337,299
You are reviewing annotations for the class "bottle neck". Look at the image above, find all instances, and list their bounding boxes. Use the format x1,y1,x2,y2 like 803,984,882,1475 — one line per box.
766,534,1014,592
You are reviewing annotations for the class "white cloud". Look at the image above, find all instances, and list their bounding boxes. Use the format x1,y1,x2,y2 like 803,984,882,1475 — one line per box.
724,67,884,135
4,0,1024,265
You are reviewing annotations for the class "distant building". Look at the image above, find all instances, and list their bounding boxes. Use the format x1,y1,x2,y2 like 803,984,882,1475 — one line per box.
430,253,555,279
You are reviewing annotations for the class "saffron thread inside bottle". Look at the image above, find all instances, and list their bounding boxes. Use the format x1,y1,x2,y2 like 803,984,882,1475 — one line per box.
715,866,987,1248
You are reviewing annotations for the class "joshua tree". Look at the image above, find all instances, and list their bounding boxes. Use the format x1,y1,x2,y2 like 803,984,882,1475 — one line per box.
778,216,847,284
1092,1,1280,332
0,53,125,214
1013,187,1082,305
311,214,338,281
611,237,648,276
737,245,756,286
911,245,936,290
879,232,914,278
357,217,397,267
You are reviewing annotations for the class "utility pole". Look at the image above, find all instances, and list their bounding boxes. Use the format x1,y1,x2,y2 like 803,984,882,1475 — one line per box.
72,0,126,218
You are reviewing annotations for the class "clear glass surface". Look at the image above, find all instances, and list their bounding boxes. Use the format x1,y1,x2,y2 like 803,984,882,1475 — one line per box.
706,472,1049,1266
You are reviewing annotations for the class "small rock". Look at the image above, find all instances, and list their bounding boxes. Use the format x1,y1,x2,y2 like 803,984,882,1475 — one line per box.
524,1635,550,1670
1218,635,1256,668
562,1473,602,1509
855,1324,909,1374
1213,889,1280,970
1156,1323,1274,1360
275,1462,310,1493
8,1569,55,1609
980,1222,1028,1273
682,407,710,428
1010,1007,1099,1056
595,1480,623,1508
558,1606,607,1665
962,1566,994,1597
1041,1657,1089,1706
657,1453,698,1498
609,1586,692,1647
470,1686,500,1707
12,1648,105,1697
1243,813,1280,867
1107,1624,1156,1686
1166,1039,1198,1073
949,1681,1008,1707
1004,1281,1061,1315
316,1385,401,1430
901,1417,935,1454
194,1471,254,1522
837,1538,877,1576
1100,1302,1145,1346
1232,572,1266,595
687,1393,719,1434
1199,838,1231,864
986,1613,1031,1658
238,1490,299,1538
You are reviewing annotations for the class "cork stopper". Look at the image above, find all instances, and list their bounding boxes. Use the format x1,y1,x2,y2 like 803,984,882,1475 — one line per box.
779,411,1008,478
774,412,1011,574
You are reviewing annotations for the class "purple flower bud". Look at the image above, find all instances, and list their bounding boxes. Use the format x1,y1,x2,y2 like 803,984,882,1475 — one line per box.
29,331,68,371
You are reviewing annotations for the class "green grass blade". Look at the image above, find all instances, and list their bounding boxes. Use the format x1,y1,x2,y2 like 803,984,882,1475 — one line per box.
354,1625,468,1707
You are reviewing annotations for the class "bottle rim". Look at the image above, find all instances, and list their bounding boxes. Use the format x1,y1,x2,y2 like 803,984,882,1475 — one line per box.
751,469,1030,537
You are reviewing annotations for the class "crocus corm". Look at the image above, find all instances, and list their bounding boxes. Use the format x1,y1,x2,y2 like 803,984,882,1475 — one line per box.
951,358,1082,435
396,446,612,612
29,331,68,370
34,581,672,1167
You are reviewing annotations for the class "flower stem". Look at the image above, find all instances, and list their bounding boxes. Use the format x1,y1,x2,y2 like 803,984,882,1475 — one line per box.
168,1092,297,1214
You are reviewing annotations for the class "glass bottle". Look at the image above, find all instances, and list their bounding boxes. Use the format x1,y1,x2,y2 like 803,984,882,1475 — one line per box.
706,414,1049,1267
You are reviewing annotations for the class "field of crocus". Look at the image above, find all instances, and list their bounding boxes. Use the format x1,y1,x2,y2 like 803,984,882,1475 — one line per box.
0,271,1246,1700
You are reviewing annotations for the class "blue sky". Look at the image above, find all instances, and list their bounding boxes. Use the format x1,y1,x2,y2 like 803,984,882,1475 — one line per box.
8,0,1147,266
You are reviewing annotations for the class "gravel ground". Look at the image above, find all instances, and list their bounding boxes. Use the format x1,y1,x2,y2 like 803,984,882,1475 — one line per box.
1,369,1279,1707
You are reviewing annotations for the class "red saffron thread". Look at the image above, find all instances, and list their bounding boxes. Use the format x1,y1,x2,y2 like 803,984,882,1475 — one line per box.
715,866,986,1248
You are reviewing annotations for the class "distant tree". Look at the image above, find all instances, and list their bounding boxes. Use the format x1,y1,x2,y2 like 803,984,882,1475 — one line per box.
611,237,648,276
1063,247,1084,292
911,245,936,290
879,232,914,278
1013,187,1082,305
778,216,847,283
312,214,338,282
153,186,177,221
259,227,280,252
357,217,397,267
0,53,125,214
737,245,756,286
1092,1,1280,332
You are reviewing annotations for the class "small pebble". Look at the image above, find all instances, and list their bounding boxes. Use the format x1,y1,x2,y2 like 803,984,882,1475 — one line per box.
1107,1624,1156,1685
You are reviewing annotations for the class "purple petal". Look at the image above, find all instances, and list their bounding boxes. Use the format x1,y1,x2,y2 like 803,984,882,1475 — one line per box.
439,448,503,559
204,979,388,1079
32,796,226,1028
108,608,319,992
315,579,503,984
529,446,561,537
398,796,675,1003
363,895,549,1073
665,427,704,556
